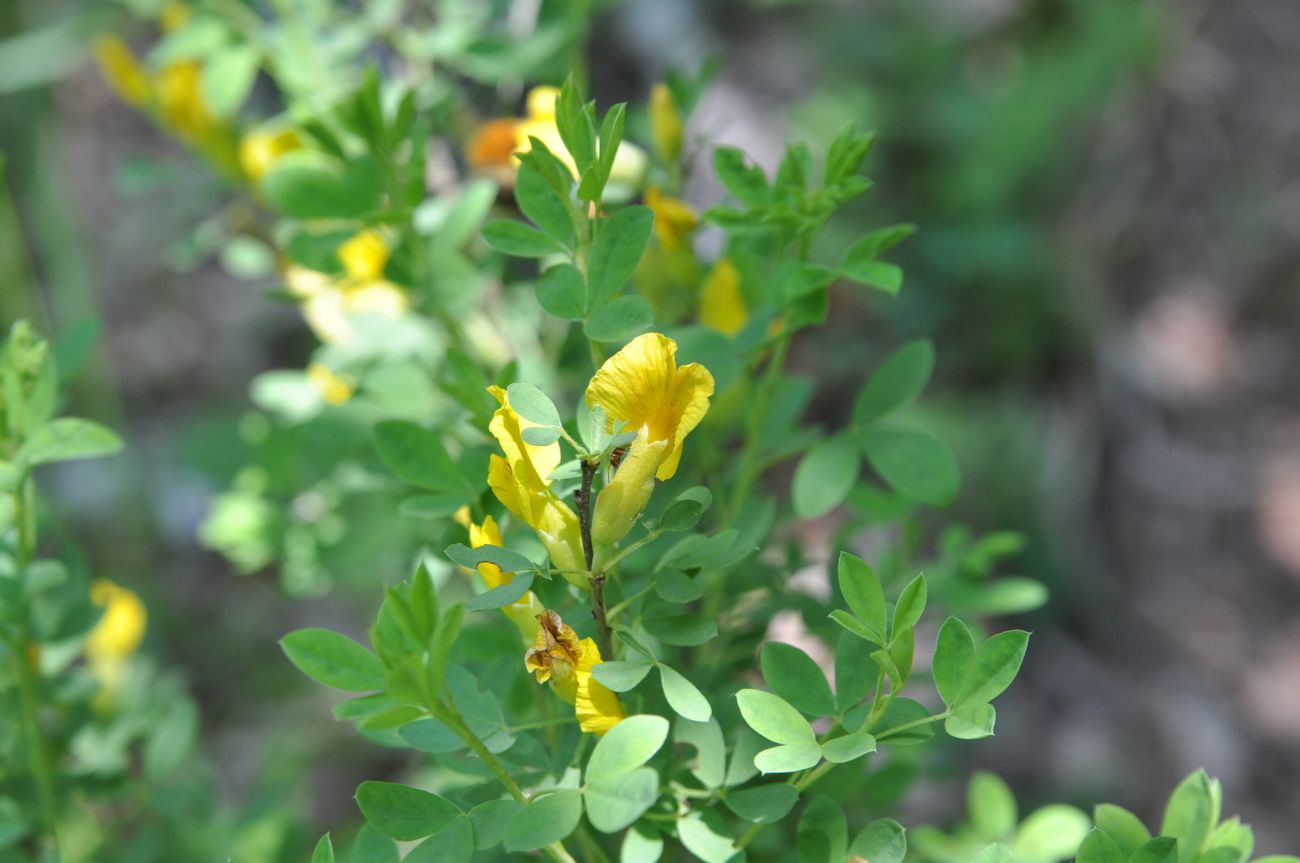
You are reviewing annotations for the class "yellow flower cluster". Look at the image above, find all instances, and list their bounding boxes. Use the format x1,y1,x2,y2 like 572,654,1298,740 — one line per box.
284,229,409,351
85,580,147,697
525,610,624,736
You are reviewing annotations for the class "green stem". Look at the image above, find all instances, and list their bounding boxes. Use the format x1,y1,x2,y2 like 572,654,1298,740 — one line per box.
725,334,791,524
873,710,949,741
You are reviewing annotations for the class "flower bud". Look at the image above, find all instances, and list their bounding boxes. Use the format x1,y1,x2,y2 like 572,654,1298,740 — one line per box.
649,83,684,162
592,432,668,547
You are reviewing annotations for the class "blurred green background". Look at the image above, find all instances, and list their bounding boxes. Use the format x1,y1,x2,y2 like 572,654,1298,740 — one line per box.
3,0,1300,855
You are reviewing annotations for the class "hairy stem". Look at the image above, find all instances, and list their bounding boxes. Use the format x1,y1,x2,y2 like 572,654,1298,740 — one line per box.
574,459,614,659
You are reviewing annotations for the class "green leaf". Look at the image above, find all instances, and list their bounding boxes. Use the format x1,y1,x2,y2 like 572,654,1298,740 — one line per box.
351,825,398,863
1011,806,1091,862
373,421,467,494
842,259,903,295
514,163,574,248
933,617,976,706
586,714,670,778
798,796,848,863
584,767,658,833
584,295,654,342
355,782,461,841
853,340,935,424
736,689,816,746
969,772,1017,842
1205,817,1254,862
503,790,583,852
793,435,861,518
482,220,567,258
678,811,741,863
860,425,960,507
659,665,712,721
973,844,1017,863
555,77,596,174
1077,830,1124,863
444,543,535,576
850,819,907,863
754,742,822,775
824,126,874,186
522,426,562,445
945,702,996,739
675,717,726,789
506,382,562,428
20,418,122,466
837,552,887,641
201,44,259,117
591,660,654,692
310,834,335,863
713,147,769,206
1093,804,1151,858
586,206,653,309
536,263,586,320
281,629,386,691
893,573,928,633
724,784,799,823
1129,838,1179,863
468,799,520,850
869,698,936,745
621,825,664,863
403,817,474,863
465,572,535,611
261,152,381,220
829,609,881,645
760,642,835,717
955,630,1030,707
654,568,701,603
642,612,716,646
658,486,713,532
835,630,879,712
820,729,876,763
1162,770,1216,863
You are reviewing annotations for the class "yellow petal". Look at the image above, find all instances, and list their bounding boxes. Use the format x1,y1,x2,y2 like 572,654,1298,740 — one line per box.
469,514,508,589
526,86,561,120
92,36,152,108
585,333,714,480
645,187,698,251
525,610,582,703
574,638,624,735
86,580,146,666
699,258,748,337
306,363,355,405
502,590,545,642
338,230,390,282
649,83,684,162
239,127,302,182
488,386,561,484
155,60,214,142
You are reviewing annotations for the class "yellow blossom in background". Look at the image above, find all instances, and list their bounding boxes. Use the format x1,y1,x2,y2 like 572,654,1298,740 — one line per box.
239,127,303,182
306,363,355,405
585,333,714,480
525,610,623,735
154,60,216,143
93,36,152,107
649,83,684,162
485,387,587,584
644,187,697,252
86,580,147,693
467,514,544,641
699,258,748,337
159,1,192,32
338,230,390,282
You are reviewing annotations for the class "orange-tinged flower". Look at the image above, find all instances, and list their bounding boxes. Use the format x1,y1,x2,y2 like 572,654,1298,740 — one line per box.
585,333,714,480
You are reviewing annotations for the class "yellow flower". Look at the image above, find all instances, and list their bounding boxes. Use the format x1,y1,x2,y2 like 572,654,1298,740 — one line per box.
649,83,684,162
284,264,409,346
160,2,193,32
93,35,152,108
338,230,390,283
591,431,667,547
239,127,303,183
525,610,623,735
645,187,697,252
585,333,714,481
154,60,215,143
699,258,748,337
467,514,544,641
574,636,624,736
306,363,355,405
86,580,146,692
485,387,587,585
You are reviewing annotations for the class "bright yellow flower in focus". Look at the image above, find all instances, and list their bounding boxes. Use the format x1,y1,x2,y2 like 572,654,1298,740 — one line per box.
525,610,623,735
466,514,544,641
645,187,697,252
86,580,147,692
699,258,748,337
485,387,588,585
306,363,355,405
239,127,303,183
93,36,152,108
585,333,714,481
649,83,684,162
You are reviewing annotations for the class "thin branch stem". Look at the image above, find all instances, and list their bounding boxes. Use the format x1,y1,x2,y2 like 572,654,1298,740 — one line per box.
725,334,791,524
